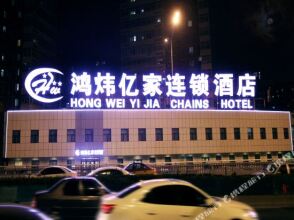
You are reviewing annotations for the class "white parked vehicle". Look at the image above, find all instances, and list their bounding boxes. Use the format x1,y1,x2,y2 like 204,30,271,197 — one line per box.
36,166,77,178
97,179,258,220
87,166,132,177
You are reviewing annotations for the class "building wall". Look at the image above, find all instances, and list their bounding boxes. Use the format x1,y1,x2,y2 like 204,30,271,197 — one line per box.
5,109,293,166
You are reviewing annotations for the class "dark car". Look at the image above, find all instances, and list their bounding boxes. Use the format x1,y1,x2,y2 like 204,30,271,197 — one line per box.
32,177,110,220
0,204,52,220
124,162,157,175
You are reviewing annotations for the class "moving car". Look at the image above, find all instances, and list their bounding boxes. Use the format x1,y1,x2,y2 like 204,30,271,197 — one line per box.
97,179,258,220
32,177,110,220
0,204,52,220
36,166,77,178
124,162,157,175
87,166,132,177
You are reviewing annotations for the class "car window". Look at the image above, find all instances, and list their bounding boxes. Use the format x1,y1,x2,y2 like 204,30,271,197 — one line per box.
82,179,101,196
63,179,81,196
41,167,65,175
99,169,123,175
142,185,206,206
118,185,141,198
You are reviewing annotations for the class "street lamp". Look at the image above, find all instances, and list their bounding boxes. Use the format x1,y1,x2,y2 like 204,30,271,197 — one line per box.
170,10,181,75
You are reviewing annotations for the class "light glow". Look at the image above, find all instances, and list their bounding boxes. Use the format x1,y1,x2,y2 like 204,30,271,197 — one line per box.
75,149,104,156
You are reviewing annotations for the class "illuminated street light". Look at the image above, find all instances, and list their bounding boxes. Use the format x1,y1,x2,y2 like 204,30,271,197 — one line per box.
164,38,169,43
170,10,181,75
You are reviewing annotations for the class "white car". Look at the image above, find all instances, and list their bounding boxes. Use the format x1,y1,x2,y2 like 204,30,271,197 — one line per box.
36,166,77,178
97,179,258,220
87,166,132,177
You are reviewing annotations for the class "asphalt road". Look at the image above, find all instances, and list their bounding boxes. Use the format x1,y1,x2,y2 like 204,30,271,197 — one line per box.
257,208,294,220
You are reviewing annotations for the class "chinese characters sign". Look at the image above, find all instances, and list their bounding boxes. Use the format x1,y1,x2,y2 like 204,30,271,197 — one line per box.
25,68,257,110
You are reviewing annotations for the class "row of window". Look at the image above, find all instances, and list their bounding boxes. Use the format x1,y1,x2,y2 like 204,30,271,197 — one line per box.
12,127,290,144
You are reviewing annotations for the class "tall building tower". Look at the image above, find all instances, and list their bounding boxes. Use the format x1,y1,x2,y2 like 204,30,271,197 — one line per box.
0,0,58,162
120,0,206,75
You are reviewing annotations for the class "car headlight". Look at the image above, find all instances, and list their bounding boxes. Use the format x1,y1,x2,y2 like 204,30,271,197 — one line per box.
243,210,259,219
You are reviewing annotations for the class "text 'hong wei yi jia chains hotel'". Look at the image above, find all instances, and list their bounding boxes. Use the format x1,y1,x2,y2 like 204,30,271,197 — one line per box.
4,68,293,167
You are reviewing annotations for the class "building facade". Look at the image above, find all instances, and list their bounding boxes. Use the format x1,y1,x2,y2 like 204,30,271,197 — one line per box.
5,109,292,167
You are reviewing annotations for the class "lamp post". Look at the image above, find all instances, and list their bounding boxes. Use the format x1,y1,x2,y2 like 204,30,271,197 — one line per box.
170,10,181,75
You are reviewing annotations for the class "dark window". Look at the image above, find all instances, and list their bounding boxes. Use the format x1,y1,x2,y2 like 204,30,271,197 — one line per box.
41,167,64,175
205,128,212,140
138,128,146,141
31,130,39,143
142,185,206,206
165,156,172,163
190,128,197,140
229,154,235,161
63,180,81,196
186,155,193,162
49,129,57,143
278,152,283,159
234,128,241,140
260,128,266,139
49,159,57,166
247,128,254,140
85,129,93,142
284,128,289,139
12,130,20,143
121,128,129,142
103,129,111,142
149,157,156,163
172,128,179,141
155,128,163,141
243,154,249,161
267,153,272,161
216,154,222,161
67,129,76,142
220,128,227,140
255,154,260,161
272,128,278,139
82,179,100,196
117,158,124,164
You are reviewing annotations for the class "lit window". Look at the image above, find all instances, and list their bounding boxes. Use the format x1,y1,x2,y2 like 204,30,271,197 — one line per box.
1,55,5,61
14,98,19,107
1,69,4,77
103,129,111,142
188,46,194,54
205,128,212,140
17,39,21,47
138,128,146,141
187,20,192,27
31,130,39,143
247,128,254,139
157,18,161,23
17,68,20,76
16,83,19,91
260,128,266,139
130,11,136,15
121,128,129,142
12,130,21,143
130,0,136,2
172,128,179,141
85,129,93,142
49,129,57,143
141,9,144,13
133,35,136,42
2,26,6,32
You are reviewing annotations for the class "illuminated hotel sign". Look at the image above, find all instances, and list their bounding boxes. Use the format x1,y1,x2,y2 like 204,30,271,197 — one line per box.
25,68,257,110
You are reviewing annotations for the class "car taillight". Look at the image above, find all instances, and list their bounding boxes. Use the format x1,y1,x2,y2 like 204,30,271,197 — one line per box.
101,204,115,214
31,197,37,208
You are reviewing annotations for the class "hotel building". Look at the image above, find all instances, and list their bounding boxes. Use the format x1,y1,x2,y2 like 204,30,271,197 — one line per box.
4,109,293,167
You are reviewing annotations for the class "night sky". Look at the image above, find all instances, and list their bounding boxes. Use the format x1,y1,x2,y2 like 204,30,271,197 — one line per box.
57,0,294,84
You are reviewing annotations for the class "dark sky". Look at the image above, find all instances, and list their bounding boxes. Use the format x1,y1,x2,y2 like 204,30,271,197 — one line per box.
56,0,294,84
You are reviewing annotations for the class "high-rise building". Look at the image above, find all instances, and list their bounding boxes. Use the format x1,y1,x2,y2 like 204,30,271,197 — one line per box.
0,0,58,162
120,0,212,75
